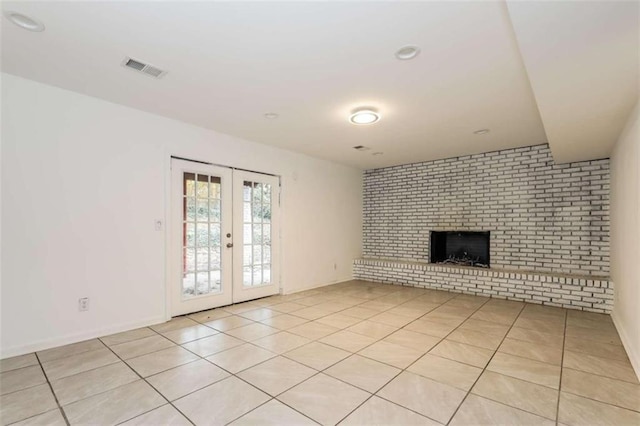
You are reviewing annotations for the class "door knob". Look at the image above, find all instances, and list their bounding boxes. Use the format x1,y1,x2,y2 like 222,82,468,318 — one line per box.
226,243,233,248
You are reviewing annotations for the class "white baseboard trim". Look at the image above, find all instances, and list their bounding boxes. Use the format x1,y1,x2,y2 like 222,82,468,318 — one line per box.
611,310,640,382
283,276,354,295
1,315,167,359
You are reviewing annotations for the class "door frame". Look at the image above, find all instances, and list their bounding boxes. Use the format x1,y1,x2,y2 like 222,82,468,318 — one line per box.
164,154,282,320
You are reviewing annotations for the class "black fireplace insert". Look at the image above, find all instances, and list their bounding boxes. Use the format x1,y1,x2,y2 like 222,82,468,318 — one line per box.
430,231,490,267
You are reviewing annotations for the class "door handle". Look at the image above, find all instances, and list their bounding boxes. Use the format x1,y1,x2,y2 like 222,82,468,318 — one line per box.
226,243,233,248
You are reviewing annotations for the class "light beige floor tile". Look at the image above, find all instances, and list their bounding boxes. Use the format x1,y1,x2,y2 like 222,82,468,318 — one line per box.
150,317,199,334
126,346,199,377
206,343,276,373
346,321,398,339
181,333,244,357
239,308,281,321
269,302,307,314
0,354,38,374
238,356,316,396
260,314,309,330
147,359,229,401
359,340,424,369
450,394,555,426
174,376,269,425
204,315,254,331
514,316,565,336
499,337,562,365
408,354,481,391
404,319,457,338
110,335,175,360
225,323,279,341
368,312,415,327
121,404,192,426
421,311,467,327
563,350,639,384
187,308,231,323
0,384,58,425
293,307,334,320
430,339,494,368
278,373,370,425
37,339,105,363
340,306,379,320
64,380,164,425
288,321,339,340
12,409,66,426
470,309,520,325
252,331,311,354
565,324,623,346
0,365,46,395
386,327,440,349
320,330,377,353
230,399,317,425
161,324,218,344
42,347,119,380
507,327,564,349
472,371,558,419
223,302,263,314
459,318,510,337
566,314,616,331
315,313,362,329
100,327,156,346
50,362,138,405
562,368,640,411
564,336,629,361
558,391,640,426
487,352,561,389
447,328,503,350
314,301,356,313
378,371,466,424
283,341,350,370
387,306,432,319
341,396,439,426
325,354,400,393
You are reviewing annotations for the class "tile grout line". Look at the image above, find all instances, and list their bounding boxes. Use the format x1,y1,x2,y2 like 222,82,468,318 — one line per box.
555,310,568,426
33,352,71,426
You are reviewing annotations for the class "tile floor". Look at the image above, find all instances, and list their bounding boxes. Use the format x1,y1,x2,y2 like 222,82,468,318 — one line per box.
1,280,639,425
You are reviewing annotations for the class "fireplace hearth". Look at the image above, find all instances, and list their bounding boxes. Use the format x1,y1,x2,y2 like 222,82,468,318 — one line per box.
430,231,490,268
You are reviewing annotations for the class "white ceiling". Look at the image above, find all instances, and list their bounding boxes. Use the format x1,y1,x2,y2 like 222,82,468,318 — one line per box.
1,1,637,169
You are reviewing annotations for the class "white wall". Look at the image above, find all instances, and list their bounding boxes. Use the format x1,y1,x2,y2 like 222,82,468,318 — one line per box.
610,99,640,379
0,74,363,358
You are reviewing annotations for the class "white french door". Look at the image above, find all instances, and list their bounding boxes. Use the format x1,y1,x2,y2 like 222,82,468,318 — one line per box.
170,159,280,316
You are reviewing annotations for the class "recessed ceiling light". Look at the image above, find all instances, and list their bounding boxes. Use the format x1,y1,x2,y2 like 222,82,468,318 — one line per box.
4,11,45,32
473,129,490,135
395,45,420,60
264,113,279,119
350,108,380,125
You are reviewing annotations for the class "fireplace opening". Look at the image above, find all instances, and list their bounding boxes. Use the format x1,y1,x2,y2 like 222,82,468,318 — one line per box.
430,231,490,268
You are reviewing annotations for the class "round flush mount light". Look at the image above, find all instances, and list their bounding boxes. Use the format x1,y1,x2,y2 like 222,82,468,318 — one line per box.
473,129,490,135
4,11,45,32
395,45,420,60
349,108,380,125
264,112,279,119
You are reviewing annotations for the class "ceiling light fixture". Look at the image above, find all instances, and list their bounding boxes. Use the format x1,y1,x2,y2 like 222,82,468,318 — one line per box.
395,45,420,60
4,11,45,32
349,108,380,125
264,113,279,119
473,129,490,135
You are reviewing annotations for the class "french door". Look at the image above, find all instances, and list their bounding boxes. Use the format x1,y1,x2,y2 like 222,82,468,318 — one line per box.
170,159,280,316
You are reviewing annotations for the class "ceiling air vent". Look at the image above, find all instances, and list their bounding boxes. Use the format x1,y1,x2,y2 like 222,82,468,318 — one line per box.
353,145,371,151
123,57,167,78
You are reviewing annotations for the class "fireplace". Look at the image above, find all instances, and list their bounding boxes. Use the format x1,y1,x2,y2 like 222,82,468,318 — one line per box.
430,231,490,268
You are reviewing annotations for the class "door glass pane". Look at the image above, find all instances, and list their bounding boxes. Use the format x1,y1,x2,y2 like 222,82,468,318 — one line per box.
242,180,272,287
182,172,222,298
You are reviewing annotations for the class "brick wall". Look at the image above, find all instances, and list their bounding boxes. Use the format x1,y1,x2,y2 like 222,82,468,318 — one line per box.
363,144,610,277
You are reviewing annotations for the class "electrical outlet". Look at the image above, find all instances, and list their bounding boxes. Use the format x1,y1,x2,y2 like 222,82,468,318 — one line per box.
155,220,163,231
79,297,90,312
333,263,337,270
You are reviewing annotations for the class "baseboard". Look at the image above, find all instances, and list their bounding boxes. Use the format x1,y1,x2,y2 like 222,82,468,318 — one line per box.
1,315,167,359
611,310,640,381
283,276,354,295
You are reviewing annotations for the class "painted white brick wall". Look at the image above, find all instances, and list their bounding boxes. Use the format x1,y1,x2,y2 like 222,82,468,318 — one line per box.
362,144,610,276
353,259,613,313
